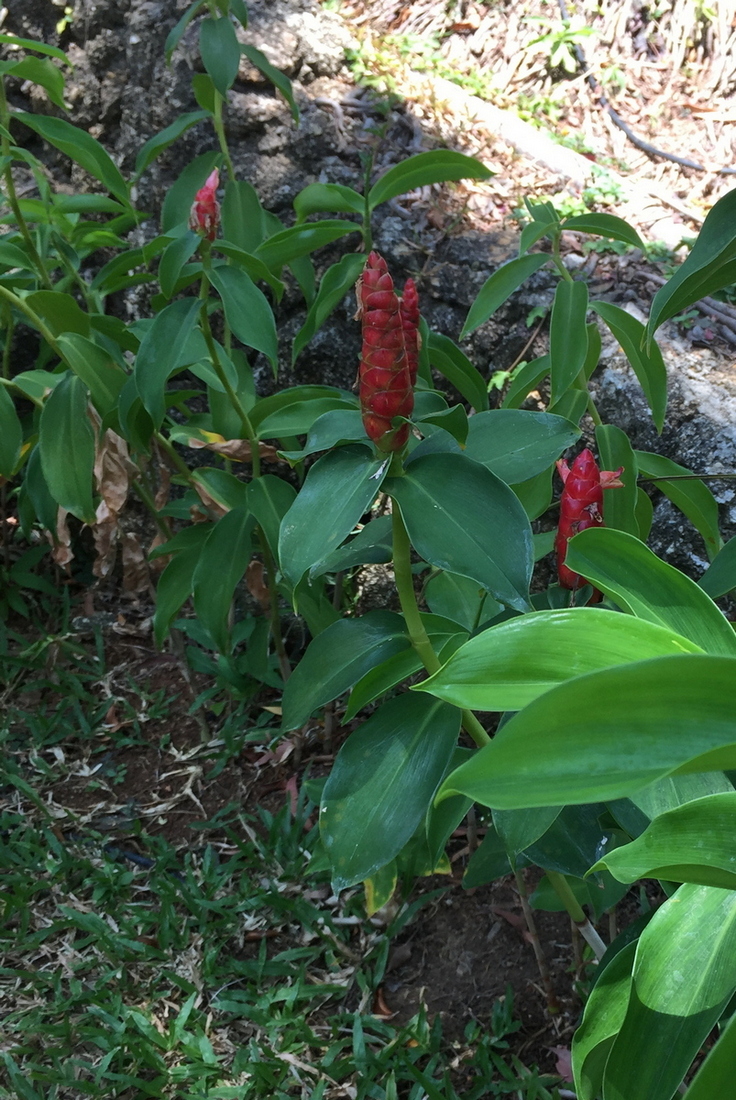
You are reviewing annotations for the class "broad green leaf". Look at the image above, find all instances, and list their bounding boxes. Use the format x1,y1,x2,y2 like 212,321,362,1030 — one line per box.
425,570,500,632
437,655,736,809
292,253,366,364
603,884,736,1100
635,449,723,560
368,150,492,211
57,334,127,417
426,333,489,412
208,265,278,372
648,188,736,337
523,803,612,878
153,529,211,647
592,793,736,889
279,409,366,463
0,34,70,63
246,475,297,560
591,301,667,431
279,445,388,589
549,279,589,403
200,17,240,97
229,0,248,29
493,806,561,859
364,861,398,917
294,183,365,222
501,353,549,409
13,112,129,203
386,453,533,611
321,693,461,889
629,770,732,826
164,0,206,62
0,241,35,270
312,514,393,576
635,484,654,541
21,447,58,534
560,213,643,248
512,466,553,522
700,534,736,599
418,608,702,712
565,527,736,657
2,57,67,111
158,230,200,299
221,179,265,252
134,110,209,177
572,941,637,1100
463,409,580,484
460,254,548,338
0,385,22,477
595,423,638,536
415,403,468,446
683,1009,736,1100
26,290,90,337
192,505,255,653
189,468,249,513
161,151,220,233
548,386,588,426
240,43,299,122
281,611,408,730
256,220,359,269
134,298,200,427
38,373,95,523
212,243,284,296
250,385,358,438
464,826,514,887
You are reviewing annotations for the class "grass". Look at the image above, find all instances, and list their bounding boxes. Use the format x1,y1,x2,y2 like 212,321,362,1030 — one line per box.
0,608,566,1099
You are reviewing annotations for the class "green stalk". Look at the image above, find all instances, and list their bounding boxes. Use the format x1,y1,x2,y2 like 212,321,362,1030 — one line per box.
0,80,52,289
212,92,236,184
0,283,63,359
391,503,490,748
2,303,13,380
547,870,607,959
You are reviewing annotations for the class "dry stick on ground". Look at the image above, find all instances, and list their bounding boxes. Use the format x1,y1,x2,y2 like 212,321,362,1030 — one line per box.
513,867,561,1015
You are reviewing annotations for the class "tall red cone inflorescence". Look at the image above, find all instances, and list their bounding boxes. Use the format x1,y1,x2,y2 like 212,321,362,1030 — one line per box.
189,168,220,241
555,448,623,595
357,251,414,452
399,277,420,387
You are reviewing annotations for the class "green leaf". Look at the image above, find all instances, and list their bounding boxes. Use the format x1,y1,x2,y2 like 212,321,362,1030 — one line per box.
595,423,638,536
189,468,248,514
634,485,654,541
161,151,220,233
249,385,358,438
0,240,35,271
493,806,561,859
165,0,207,62
699,535,736,599
683,1009,736,1100
57,334,127,417
294,183,365,222
426,332,489,412
418,607,703,712
0,385,22,477
344,648,419,722
560,213,643,248
463,409,580,484
26,290,90,337
603,884,736,1100
312,514,393,576
38,373,95,523
549,279,589,403
240,43,300,122
246,475,297,560
460,254,548,339
279,409,367,463
200,17,241,96
2,57,68,111
229,0,248,29
134,298,200,427
0,34,70,63
292,253,365,363
12,112,129,203
635,449,723,561
415,403,468,446
159,231,201,299
437,654,736,809
591,301,667,431
134,110,209,177
279,445,388,589
256,220,358,270
464,826,514,887
572,942,637,1100
221,179,266,252
501,354,549,409
192,71,217,115
212,243,284,297
321,693,461,889
512,466,554,522
208,265,278,373
192,505,255,653
386,453,533,611
592,792,736,889
564,527,736,657
281,611,408,730
153,530,211,647
425,570,500,632
368,150,492,211
21,447,58,533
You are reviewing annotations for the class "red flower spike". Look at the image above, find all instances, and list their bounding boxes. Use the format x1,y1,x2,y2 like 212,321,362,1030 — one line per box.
357,252,414,452
555,448,623,592
399,277,420,386
189,168,220,241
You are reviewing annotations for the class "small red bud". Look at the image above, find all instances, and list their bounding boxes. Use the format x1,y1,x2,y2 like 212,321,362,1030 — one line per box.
399,277,420,386
555,448,623,593
189,168,220,241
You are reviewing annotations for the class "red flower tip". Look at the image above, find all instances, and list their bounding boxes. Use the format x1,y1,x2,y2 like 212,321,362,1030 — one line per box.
189,168,220,241
555,448,624,593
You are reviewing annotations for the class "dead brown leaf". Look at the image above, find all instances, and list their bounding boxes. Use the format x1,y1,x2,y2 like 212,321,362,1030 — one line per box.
246,559,270,610
188,437,281,463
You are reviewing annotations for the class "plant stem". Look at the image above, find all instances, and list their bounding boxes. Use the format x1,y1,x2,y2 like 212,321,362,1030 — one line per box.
0,82,52,290
2,303,13,380
0,283,63,358
212,91,236,184
391,503,490,748
547,870,607,960
513,867,560,1014
551,232,574,284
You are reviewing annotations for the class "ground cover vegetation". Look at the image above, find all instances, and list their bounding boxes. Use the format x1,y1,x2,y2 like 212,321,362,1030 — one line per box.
3,1,736,1097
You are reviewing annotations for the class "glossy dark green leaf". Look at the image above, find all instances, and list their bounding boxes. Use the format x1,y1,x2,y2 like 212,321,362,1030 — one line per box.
158,231,200,299
212,244,284,297
560,213,643,248
208,265,278,372
13,112,129,203
256,220,358,270
279,445,388,589
418,607,701,711
501,353,549,409
313,515,393,576
161,151,220,233
512,466,554,522
549,279,589,403
0,384,22,477
683,1009,736,1100
281,611,408,730
524,804,608,877
292,253,366,363
240,43,299,122
368,150,492,211
595,423,638,536
57,334,127,418
591,301,667,431
635,449,722,561
699,535,736,599
26,290,90,337
21,447,58,533
246,474,297,561
279,410,366,463
221,179,265,252
387,453,533,611
463,409,580,483
294,183,365,221
153,530,211,647
189,468,249,514
192,505,255,653
437,655,736,809
493,806,561,859
548,386,588,426
134,298,200,427
464,825,514,887
565,527,736,657
460,254,548,338
425,332,489,412
38,373,95,523
425,570,500,632
635,485,654,541
200,17,240,96
250,385,358,438
134,110,209,177
572,941,637,1100
321,693,461,889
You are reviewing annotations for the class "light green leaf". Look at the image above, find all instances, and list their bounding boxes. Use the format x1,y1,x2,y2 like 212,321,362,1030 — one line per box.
250,385,358,439
560,213,643,248
2,57,68,111
26,290,90,337
572,942,637,1100
683,1009,736,1100
256,220,359,269
38,373,95,523
463,409,580,484
461,254,548,339
368,150,492,211
165,0,206,62
221,179,265,252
